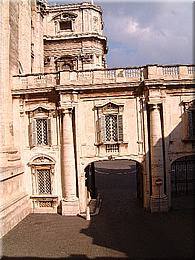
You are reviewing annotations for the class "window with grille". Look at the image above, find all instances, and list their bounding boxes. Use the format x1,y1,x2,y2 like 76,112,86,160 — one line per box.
96,103,123,144
37,169,52,194
105,115,118,141
106,144,119,153
29,118,51,147
36,119,48,145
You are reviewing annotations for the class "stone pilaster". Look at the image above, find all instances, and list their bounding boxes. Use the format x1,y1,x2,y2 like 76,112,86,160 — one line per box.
149,104,168,212
61,107,79,215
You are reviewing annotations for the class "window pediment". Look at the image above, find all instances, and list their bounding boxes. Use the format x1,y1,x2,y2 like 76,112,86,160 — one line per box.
29,155,55,166
29,107,49,118
95,102,124,114
52,12,77,22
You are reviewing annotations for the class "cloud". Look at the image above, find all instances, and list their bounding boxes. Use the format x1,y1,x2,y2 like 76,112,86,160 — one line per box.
100,2,193,67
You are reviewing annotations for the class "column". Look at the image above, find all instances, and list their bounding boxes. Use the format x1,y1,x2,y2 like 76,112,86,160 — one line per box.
149,104,168,212
61,108,79,215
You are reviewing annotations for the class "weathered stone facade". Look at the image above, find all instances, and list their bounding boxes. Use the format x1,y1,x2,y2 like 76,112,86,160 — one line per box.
0,0,195,237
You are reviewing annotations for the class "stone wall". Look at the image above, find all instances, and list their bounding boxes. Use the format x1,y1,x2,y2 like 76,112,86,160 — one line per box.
0,0,33,238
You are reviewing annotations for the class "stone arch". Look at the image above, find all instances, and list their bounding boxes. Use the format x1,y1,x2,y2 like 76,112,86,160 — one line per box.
81,156,144,172
170,153,195,165
83,158,144,211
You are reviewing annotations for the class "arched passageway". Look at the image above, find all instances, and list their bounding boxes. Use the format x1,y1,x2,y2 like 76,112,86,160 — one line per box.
85,159,143,215
171,155,195,209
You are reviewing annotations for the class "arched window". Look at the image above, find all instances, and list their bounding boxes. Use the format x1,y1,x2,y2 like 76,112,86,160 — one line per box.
30,156,55,195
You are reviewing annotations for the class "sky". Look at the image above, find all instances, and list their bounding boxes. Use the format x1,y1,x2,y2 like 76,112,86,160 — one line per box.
48,0,193,68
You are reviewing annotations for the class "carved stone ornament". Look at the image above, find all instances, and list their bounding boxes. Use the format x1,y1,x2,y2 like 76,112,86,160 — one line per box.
30,156,55,165
182,100,195,111
52,12,77,22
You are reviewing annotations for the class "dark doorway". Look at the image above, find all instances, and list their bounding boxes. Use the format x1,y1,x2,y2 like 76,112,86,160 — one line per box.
171,155,195,209
85,159,143,214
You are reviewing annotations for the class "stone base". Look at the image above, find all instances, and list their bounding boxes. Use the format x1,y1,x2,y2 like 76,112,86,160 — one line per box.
150,194,169,213
61,199,79,216
0,194,31,238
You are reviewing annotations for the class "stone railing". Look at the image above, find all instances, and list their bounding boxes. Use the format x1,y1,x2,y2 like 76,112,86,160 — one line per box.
12,72,59,90
147,64,195,80
12,65,194,91
59,67,142,85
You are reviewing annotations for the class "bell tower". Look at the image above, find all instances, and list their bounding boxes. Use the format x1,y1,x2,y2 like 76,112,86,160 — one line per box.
43,1,107,72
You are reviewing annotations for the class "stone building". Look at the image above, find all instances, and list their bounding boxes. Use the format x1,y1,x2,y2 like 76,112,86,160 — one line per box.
0,0,194,237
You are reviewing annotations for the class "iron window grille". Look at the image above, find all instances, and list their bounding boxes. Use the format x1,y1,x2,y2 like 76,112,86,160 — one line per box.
96,114,123,144
36,119,48,145
105,114,118,141
37,169,52,195
106,144,119,153
29,118,51,147
171,156,195,196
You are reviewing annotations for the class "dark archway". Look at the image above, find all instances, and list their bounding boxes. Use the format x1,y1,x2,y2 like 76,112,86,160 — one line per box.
84,159,143,214
171,154,195,209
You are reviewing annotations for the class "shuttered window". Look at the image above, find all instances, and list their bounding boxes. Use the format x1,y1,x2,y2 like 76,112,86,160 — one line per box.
29,118,51,147
97,114,123,143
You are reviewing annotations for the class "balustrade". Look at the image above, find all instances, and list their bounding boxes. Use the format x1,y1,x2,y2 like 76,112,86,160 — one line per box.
187,66,195,74
12,64,194,91
162,66,179,76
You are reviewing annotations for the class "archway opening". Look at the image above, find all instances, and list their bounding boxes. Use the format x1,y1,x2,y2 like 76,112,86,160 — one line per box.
84,159,143,215
171,155,195,209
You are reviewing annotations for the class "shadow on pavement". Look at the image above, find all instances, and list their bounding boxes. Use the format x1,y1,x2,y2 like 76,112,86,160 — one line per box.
80,170,195,259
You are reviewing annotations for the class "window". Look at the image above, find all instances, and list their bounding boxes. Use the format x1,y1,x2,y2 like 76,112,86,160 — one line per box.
29,118,51,147
182,100,195,140
37,169,51,194
189,109,195,138
105,114,117,141
96,102,123,144
30,156,55,196
36,119,48,145
28,107,51,147
59,20,72,30
106,144,119,153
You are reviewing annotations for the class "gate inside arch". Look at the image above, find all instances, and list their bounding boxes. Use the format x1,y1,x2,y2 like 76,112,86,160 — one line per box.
171,155,195,209
84,159,143,215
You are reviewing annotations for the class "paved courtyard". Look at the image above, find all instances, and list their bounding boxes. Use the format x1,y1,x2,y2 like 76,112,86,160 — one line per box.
1,162,195,259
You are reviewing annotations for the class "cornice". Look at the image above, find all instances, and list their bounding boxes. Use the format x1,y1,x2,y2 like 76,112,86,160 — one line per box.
43,33,107,42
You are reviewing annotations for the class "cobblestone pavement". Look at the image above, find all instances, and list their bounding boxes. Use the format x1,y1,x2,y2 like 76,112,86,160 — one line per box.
1,164,195,259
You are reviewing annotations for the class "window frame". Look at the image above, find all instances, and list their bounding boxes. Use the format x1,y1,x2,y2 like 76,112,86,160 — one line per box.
34,166,52,195
59,20,72,31
28,108,52,148
182,101,195,141
188,109,195,139
95,102,124,145
30,156,55,196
